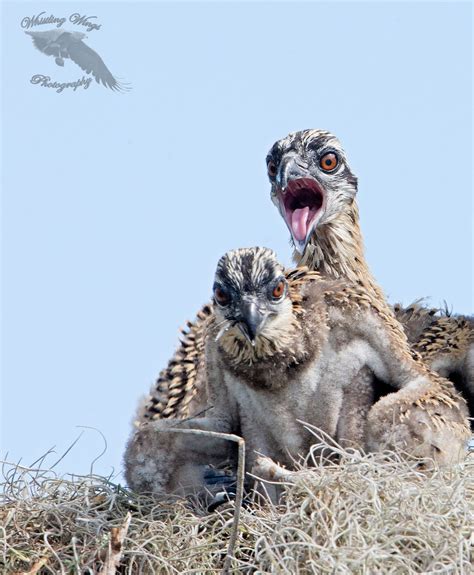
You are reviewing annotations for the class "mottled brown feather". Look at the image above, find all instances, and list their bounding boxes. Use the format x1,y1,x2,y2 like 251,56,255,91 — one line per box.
137,131,472,425
138,267,469,441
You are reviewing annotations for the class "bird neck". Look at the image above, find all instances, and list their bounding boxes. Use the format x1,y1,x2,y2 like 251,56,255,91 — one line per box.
294,201,386,303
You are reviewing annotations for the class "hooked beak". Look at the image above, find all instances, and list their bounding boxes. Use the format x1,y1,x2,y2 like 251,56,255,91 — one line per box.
271,155,326,254
237,299,267,344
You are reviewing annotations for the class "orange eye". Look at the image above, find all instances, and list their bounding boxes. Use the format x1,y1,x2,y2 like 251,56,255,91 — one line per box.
214,286,230,306
272,280,285,300
267,160,277,178
319,152,338,172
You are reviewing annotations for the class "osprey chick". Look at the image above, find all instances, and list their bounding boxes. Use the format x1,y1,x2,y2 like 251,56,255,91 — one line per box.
137,130,473,429
267,129,473,419
124,248,469,498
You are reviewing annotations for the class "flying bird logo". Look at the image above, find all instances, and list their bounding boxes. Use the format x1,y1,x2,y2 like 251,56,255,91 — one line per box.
25,29,129,92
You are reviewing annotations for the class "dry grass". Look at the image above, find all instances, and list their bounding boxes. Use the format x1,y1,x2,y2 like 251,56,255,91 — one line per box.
1,442,472,575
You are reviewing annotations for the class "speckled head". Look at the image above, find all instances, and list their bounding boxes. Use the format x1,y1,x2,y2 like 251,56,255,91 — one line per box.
266,129,358,254
212,247,295,355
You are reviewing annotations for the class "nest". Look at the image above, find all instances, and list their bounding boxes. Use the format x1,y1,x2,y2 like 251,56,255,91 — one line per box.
1,442,472,574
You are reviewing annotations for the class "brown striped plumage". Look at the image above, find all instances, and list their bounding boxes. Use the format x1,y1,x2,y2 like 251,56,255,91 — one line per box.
214,262,466,434
134,269,313,424
137,304,213,423
269,129,473,426
393,301,440,345
412,314,473,363
124,250,469,499
322,282,467,436
133,129,472,428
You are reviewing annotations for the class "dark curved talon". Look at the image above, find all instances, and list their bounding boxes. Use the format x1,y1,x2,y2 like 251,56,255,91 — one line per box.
206,483,254,512
207,488,237,512
203,466,237,485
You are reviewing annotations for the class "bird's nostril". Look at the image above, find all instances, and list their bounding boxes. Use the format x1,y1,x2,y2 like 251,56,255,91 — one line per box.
295,158,309,169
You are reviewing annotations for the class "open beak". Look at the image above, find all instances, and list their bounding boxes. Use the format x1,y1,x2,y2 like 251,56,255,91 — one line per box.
275,177,326,254
271,155,326,254
237,299,267,344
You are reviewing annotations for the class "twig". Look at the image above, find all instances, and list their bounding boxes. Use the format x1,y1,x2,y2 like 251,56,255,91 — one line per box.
99,512,132,575
163,428,245,574
14,556,48,575
249,455,297,485
71,536,81,575
76,426,108,475
29,447,57,469
50,432,85,470
43,533,65,575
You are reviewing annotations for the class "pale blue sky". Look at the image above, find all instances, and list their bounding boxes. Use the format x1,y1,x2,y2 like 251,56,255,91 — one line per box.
1,1,472,480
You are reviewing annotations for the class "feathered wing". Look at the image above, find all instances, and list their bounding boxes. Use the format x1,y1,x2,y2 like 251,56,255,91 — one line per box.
137,304,214,423
393,300,473,425
67,38,128,91
25,30,65,56
136,267,320,423
393,300,440,345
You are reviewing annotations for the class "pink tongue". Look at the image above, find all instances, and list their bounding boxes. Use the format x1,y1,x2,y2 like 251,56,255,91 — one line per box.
291,207,310,242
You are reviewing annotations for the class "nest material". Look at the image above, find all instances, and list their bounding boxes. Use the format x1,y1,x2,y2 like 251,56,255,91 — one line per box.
1,444,472,574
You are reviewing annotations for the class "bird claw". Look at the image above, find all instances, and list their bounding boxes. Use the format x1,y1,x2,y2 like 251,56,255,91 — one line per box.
207,488,237,512
203,467,237,486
